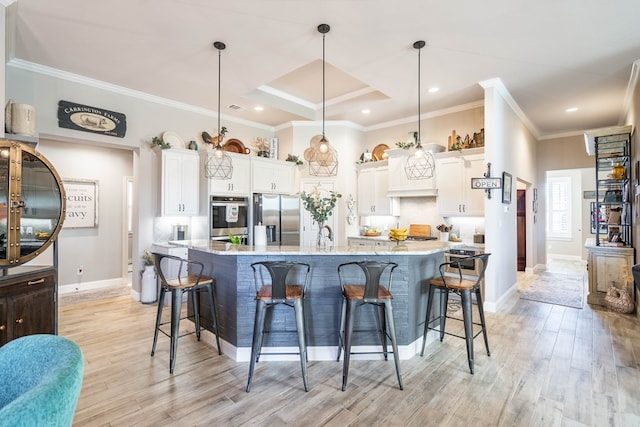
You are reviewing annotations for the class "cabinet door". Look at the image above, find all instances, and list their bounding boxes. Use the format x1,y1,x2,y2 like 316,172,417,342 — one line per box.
11,285,55,341
436,154,485,216
209,154,251,196
461,155,486,215
357,168,377,214
180,153,200,215
252,158,296,194
0,298,6,346
436,157,464,215
161,150,199,216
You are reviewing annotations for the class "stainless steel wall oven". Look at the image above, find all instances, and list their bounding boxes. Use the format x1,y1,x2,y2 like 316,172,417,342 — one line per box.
210,196,249,242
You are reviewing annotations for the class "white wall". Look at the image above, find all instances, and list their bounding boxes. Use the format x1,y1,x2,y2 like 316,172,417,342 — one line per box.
482,78,538,311
36,138,132,286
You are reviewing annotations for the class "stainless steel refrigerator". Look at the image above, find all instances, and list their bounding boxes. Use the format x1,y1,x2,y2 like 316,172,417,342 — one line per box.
252,193,300,246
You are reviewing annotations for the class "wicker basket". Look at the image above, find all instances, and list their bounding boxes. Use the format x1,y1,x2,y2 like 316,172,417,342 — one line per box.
604,284,634,314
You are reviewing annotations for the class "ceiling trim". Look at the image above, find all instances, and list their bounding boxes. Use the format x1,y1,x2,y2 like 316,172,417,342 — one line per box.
0,0,17,7
479,78,540,140
621,59,640,126
7,58,275,132
364,100,484,132
276,120,363,132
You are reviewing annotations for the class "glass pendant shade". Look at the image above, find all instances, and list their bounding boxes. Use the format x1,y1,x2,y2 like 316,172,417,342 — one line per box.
206,41,233,180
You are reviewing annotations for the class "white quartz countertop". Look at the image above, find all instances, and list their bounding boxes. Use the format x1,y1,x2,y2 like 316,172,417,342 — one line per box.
170,239,460,256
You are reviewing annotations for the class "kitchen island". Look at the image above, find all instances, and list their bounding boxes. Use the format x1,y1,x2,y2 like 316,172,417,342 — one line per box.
179,240,457,361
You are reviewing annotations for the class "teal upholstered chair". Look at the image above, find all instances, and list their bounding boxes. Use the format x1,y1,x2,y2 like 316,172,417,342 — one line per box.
0,334,84,427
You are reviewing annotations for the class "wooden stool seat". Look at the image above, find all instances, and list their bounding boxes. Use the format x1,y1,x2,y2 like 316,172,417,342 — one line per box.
429,276,476,291
165,275,214,289
256,284,304,300
342,284,392,299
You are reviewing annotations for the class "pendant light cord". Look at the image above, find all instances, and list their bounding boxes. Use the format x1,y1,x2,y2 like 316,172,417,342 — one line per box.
322,31,326,140
217,47,221,142
417,46,421,145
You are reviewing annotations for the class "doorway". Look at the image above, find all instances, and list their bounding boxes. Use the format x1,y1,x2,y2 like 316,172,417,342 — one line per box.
517,189,526,271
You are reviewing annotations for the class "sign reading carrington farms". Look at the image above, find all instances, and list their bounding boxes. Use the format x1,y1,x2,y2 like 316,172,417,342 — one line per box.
57,100,127,138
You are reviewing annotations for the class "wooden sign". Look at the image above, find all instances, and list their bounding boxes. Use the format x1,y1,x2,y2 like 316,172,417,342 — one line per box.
470,177,502,189
57,100,126,138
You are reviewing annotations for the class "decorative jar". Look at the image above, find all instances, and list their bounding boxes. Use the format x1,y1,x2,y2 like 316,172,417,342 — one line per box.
611,162,626,179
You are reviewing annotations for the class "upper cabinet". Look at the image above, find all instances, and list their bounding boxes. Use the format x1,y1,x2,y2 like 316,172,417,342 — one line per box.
251,157,296,195
435,149,485,216
357,162,399,216
207,152,251,197
386,148,439,197
159,149,199,216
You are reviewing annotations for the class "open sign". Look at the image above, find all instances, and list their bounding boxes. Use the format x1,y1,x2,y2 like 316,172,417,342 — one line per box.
470,177,502,189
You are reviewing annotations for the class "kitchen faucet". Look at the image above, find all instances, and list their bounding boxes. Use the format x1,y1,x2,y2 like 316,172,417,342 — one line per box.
323,224,333,242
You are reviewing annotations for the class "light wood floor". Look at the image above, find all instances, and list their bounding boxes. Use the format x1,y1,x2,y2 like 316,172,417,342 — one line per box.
59,264,640,426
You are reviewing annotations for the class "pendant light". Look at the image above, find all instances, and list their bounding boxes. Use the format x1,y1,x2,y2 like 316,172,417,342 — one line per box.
405,40,435,180
205,41,233,180
308,23,338,177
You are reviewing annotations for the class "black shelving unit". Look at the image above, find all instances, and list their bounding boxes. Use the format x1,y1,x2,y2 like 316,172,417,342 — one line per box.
592,130,632,246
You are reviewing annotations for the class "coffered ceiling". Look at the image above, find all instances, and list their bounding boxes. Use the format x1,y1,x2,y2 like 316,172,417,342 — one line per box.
5,0,640,138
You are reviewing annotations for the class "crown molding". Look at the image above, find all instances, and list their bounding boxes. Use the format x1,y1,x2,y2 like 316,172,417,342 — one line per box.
621,59,640,125
364,100,485,132
479,77,540,140
7,58,275,132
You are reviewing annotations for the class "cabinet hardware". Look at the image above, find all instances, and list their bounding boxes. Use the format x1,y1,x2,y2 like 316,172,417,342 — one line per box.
27,278,45,285
0,324,5,331
15,318,24,324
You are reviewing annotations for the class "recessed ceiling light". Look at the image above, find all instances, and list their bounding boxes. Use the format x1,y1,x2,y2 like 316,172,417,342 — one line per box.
428,87,439,93
254,106,264,111
362,109,371,114
566,107,578,113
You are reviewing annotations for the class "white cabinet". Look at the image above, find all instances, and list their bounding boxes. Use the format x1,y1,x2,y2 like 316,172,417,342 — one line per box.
436,151,485,216
251,157,296,194
386,148,438,197
159,149,199,216
208,152,251,196
357,163,399,216
586,244,634,308
348,237,395,247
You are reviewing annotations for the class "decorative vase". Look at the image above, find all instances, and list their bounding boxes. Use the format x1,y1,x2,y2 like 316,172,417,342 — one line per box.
316,221,326,248
440,232,450,242
612,162,626,179
140,265,157,303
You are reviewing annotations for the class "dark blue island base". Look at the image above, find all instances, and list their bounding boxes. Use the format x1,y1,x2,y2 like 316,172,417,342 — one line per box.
184,241,451,361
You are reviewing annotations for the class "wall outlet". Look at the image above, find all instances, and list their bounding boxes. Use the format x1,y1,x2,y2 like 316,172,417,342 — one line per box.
77,266,83,276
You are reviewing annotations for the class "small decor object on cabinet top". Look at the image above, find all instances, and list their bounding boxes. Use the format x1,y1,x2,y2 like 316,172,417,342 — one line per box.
285,154,303,165
611,162,626,179
254,137,270,157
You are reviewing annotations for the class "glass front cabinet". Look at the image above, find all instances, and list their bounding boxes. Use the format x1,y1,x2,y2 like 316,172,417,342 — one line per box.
0,140,66,266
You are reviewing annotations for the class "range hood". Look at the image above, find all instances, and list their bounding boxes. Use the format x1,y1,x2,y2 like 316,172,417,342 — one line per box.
584,125,634,156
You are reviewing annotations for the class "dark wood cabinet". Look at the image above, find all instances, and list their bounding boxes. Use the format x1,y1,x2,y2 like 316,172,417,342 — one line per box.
0,267,56,346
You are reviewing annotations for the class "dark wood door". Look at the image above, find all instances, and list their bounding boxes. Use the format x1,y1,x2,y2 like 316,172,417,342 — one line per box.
517,190,526,271
11,285,55,340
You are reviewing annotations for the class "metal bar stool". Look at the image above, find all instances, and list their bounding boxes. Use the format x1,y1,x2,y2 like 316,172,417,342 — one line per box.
420,253,491,374
246,261,311,392
337,261,403,391
150,252,222,373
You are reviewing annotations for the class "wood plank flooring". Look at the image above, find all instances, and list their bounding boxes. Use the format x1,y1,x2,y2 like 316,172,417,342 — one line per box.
59,264,640,426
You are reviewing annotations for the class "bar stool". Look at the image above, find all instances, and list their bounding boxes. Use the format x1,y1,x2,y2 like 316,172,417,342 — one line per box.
150,252,222,374
337,261,403,391
420,253,491,374
246,261,311,392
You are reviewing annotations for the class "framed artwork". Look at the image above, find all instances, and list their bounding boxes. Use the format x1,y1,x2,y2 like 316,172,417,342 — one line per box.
502,172,512,204
62,179,99,228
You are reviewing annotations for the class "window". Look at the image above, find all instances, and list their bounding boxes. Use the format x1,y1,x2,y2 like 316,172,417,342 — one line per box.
547,176,571,239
